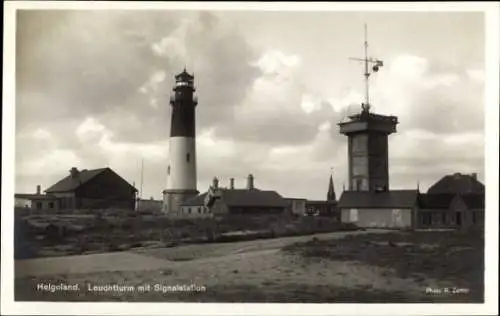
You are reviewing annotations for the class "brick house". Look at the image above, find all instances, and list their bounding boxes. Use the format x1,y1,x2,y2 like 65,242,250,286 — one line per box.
419,173,485,229
418,193,485,228
38,167,138,210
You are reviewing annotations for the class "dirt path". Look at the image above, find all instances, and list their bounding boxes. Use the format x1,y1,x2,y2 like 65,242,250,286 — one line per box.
16,229,389,277
15,229,451,302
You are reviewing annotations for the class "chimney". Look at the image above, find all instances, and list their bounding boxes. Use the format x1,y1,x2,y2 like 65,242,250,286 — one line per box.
247,174,254,190
70,167,79,178
36,185,41,195
212,177,219,190
471,173,477,180
229,178,235,190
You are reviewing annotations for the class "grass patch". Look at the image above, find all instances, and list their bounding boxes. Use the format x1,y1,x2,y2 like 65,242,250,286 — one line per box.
15,210,360,259
283,229,484,300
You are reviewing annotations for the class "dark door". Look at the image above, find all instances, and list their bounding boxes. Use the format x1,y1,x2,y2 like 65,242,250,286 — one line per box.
455,212,462,226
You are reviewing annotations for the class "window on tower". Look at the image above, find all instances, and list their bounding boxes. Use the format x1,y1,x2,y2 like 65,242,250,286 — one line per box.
356,179,362,191
186,153,190,162
167,165,171,175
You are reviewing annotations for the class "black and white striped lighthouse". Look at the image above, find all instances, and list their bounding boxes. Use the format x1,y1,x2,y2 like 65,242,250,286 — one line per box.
162,68,199,214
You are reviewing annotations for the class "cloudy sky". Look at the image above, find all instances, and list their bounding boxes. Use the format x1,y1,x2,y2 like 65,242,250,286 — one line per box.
15,9,485,200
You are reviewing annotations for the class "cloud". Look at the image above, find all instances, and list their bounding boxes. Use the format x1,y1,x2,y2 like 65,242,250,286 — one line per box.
370,54,484,134
212,49,349,147
16,10,260,143
14,11,485,200
75,117,108,143
32,128,52,141
253,50,301,75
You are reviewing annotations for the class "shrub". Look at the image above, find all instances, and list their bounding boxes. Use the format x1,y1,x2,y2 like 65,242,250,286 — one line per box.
337,222,360,231
107,243,120,252
130,242,142,248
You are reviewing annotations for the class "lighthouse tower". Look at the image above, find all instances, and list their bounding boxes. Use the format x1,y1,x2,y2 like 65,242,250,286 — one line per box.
162,68,199,215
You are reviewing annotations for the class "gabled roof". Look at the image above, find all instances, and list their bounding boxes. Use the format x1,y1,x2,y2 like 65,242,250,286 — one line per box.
418,193,485,210
15,193,60,200
461,193,485,209
337,190,419,209
284,197,307,201
182,188,288,208
306,200,337,205
418,193,456,209
427,173,484,194
44,167,137,193
45,168,108,193
15,193,41,199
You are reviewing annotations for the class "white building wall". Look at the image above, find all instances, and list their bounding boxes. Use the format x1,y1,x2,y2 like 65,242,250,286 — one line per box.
15,198,31,208
286,199,307,216
341,208,413,228
166,137,197,191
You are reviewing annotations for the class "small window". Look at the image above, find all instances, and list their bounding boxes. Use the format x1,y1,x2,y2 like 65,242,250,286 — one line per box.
188,208,192,214
198,207,202,214
36,202,42,209
186,153,190,162
49,202,55,209
422,213,432,226
167,165,171,175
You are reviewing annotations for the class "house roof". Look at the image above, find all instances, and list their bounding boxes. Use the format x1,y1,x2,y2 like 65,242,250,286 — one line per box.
15,193,39,199
427,173,484,194
306,200,337,205
460,193,485,209
15,193,60,200
45,168,108,193
182,188,288,208
284,197,307,201
337,190,419,209
418,193,456,209
418,193,485,210
45,167,137,193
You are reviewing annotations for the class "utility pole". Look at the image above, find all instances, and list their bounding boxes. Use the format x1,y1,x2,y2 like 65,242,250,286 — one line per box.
140,159,144,199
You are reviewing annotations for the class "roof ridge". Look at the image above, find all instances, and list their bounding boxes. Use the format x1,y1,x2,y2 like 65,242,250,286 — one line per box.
45,167,116,193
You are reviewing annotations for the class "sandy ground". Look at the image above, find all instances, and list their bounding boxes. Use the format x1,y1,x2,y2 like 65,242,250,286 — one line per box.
15,229,457,302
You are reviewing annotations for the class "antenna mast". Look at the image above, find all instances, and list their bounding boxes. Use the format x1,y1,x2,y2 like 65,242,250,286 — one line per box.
349,24,384,113
140,159,144,199
363,24,370,111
